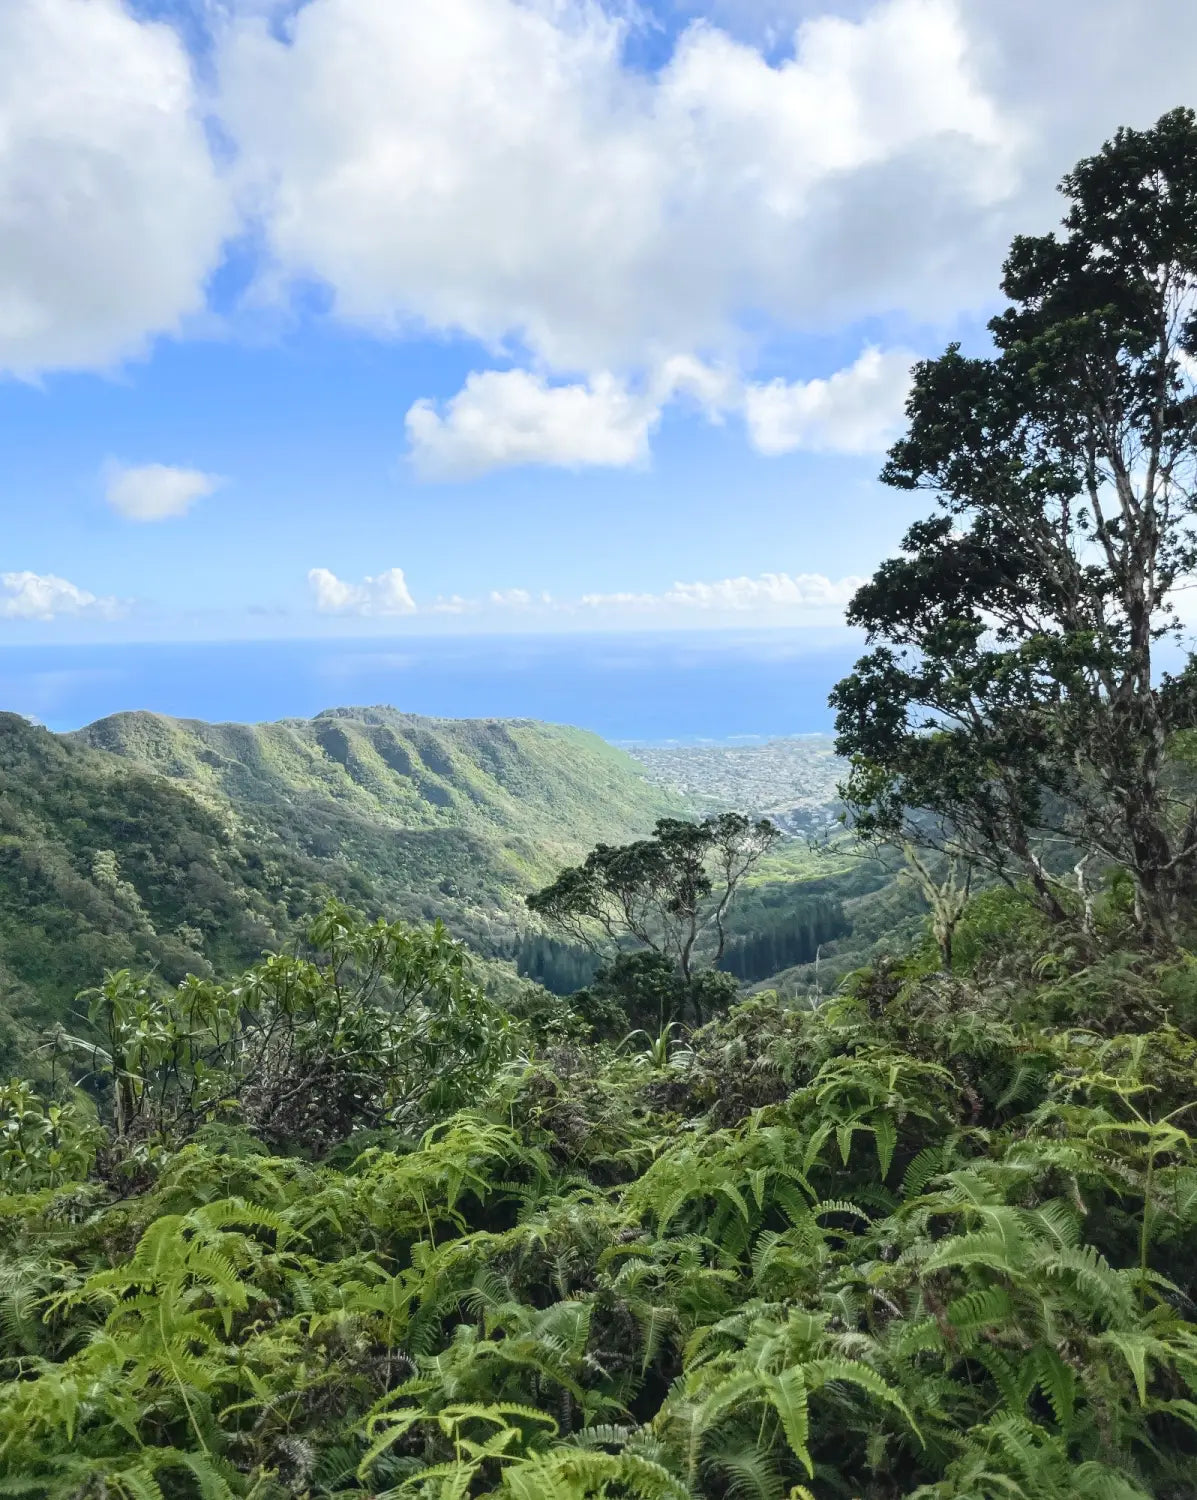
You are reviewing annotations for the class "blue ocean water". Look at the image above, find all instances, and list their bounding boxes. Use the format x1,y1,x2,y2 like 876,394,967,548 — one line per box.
0,633,861,743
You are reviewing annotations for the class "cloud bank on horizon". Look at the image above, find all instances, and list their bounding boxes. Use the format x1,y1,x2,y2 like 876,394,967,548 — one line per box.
0,572,124,622
307,565,865,623
2,0,1196,629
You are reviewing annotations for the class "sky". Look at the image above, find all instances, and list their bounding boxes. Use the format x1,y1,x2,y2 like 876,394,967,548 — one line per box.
2,0,1197,646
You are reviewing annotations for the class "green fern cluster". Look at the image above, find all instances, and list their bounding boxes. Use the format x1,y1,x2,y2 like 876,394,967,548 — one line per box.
2,928,1196,1497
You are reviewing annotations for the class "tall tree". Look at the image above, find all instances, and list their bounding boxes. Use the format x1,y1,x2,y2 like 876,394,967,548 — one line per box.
831,107,1197,941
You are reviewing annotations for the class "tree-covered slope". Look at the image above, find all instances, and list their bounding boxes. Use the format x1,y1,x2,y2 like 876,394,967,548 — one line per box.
0,707,681,1067
70,706,681,906
0,712,357,1068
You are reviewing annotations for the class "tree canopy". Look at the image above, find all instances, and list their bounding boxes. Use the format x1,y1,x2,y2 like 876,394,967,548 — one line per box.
47,900,513,1161
526,814,779,980
831,107,1197,942
525,814,781,1032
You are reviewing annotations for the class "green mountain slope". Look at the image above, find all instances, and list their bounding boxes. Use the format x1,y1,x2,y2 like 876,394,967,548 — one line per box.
0,712,342,1068
69,706,681,913
0,706,682,1068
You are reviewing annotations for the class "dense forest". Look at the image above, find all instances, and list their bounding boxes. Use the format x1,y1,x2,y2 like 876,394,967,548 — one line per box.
5,110,1197,1499
716,888,849,983
510,880,851,994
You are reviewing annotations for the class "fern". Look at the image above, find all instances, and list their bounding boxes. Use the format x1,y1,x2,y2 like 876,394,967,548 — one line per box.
3,907,1197,1498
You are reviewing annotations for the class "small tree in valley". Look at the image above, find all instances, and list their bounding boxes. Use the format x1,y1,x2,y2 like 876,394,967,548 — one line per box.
527,814,779,992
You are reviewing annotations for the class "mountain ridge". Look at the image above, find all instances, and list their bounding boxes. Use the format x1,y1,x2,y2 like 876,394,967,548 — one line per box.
0,705,685,1068
68,703,682,877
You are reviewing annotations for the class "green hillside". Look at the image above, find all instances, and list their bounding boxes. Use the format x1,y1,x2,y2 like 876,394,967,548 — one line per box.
70,705,681,913
0,707,682,1068
0,712,341,1069
8,111,1197,1500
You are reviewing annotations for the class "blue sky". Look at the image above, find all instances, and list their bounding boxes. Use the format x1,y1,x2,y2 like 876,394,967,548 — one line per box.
2,0,1196,645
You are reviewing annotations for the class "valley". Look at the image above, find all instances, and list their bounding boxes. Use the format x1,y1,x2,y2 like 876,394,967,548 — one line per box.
0,707,679,1063
0,706,883,1068
4,45,1196,1496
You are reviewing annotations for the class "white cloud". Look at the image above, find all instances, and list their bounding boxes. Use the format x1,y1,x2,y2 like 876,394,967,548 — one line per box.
489,588,555,608
426,588,553,612
668,573,866,609
214,0,1197,477
0,570,122,620
406,370,658,479
581,571,865,612
4,0,1193,407
220,0,1019,372
405,347,909,476
0,0,230,376
300,566,859,624
308,566,417,616
654,354,742,419
105,462,223,522
744,346,914,455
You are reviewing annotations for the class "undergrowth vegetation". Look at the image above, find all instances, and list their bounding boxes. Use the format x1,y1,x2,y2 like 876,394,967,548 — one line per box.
2,890,1197,1499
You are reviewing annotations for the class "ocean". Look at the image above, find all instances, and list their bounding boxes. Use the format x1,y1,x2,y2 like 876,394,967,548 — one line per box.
0,632,862,743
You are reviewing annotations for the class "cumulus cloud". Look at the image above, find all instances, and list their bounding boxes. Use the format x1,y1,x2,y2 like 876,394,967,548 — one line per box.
405,349,909,476
744,347,914,455
0,0,230,376
656,356,741,420
308,567,417,616
581,572,865,612
105,462,223,522
216,0,1197,474
219,0,1023,371
5,0,1192,470
6,0,1195,403
0,570,122,620
406,370,658,479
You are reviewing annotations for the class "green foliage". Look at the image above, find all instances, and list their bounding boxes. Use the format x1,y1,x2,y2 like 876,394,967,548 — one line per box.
946,885,1054,977
574,951,740,1035
716,884,848,984
831,107,1197,940
527,815,780,980
0,706,684,1071
2,903,1196,1497
11,108,1197,1499
0,1080,101,1189
508,931,600,996
44,901,514,1159
72,706,684,945
0,711,328,1073
747,853,927,997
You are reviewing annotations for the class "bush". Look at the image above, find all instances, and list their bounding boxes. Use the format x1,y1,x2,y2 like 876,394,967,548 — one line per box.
48,899,515,1159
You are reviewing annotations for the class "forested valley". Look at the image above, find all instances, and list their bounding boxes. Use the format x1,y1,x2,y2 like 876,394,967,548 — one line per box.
6,112,1197,1499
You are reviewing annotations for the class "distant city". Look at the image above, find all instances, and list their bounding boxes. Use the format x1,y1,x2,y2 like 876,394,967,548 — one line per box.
629,735,844,837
